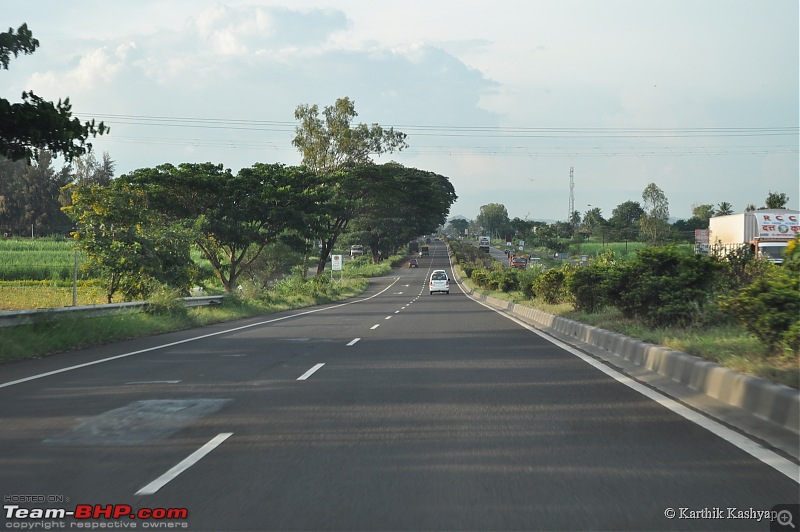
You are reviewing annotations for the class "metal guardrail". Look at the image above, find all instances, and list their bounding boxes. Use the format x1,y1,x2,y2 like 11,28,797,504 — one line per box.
0,296,225,328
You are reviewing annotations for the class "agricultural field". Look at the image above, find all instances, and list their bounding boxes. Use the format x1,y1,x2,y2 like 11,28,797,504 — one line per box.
0,237,82,282
0,238,101,310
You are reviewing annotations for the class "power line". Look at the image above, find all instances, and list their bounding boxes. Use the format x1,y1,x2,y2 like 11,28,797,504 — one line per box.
79,112,798,138
78,111,799,158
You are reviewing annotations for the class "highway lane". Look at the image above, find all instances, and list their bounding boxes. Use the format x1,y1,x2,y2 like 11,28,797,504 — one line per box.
1,240,798,531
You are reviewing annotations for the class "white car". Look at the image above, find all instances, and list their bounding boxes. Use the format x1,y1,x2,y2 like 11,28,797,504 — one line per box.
429,270,450,295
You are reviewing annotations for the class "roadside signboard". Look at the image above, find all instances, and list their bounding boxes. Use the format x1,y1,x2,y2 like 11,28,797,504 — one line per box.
331,255,343,271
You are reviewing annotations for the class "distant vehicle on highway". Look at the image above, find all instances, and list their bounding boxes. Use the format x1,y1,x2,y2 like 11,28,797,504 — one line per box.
409,258,419,268
511,256,528,269
429,269,450,294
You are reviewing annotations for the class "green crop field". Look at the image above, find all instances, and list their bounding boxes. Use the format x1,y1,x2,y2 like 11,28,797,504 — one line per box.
0,238,84,281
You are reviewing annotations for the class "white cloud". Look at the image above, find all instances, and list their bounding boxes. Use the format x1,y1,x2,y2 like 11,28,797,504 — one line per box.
3,0,797,220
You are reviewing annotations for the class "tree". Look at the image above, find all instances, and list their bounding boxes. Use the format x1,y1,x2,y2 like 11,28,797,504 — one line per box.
71,151,114,187
292,97,407,175
609,200,644,241
65,181,197,302
715,201,733,216
125,162,319,292
352,163,456,262
764,191,790,209
305,164,380,275
292,97,410,272
508,216,533,240
691,204,715,224
583,207,605,229
0,151,72,235
569,211,581,232
448,217,470,237
1,24,108,162
476,203,510,238
639,183,670,245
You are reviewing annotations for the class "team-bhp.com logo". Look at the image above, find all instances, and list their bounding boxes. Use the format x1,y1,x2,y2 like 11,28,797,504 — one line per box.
5,503,188,520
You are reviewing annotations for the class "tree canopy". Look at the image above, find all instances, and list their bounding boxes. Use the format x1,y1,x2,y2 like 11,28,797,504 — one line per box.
121,162,320,292
1,24,108,163
476,203,510,238
292,97,407,175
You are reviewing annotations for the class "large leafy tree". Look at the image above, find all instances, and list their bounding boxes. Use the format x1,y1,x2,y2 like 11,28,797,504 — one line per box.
1,24,108,162
475,203,510,238
292,97,408,175
65,181,197,303
351,163,456,262
448,217,470,237
609,200,644,241
125,162,318,292
292,97,409,272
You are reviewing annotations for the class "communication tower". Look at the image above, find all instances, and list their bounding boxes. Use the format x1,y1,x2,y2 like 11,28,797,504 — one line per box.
568,166,575,223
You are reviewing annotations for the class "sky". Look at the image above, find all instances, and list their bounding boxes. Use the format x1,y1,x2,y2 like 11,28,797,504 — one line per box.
4,0,799,222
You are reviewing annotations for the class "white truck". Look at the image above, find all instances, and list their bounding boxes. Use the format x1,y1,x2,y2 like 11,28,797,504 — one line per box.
478,236,491,252
707,210,799,264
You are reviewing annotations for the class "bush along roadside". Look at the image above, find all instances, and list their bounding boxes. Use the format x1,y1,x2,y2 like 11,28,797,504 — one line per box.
449,238,800,388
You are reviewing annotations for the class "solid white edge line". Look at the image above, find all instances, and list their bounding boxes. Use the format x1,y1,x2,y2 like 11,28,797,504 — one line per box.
1,278,401,389
297,363,325,381
461,282,800,484
346,338,361,346
135,432,233,496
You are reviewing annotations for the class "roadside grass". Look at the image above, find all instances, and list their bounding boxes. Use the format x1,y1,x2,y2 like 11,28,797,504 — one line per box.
454,265,799,389
0,277,369,363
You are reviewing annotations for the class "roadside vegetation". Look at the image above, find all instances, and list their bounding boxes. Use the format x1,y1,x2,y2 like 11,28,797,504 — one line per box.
0,248,401,362
449,239,800,388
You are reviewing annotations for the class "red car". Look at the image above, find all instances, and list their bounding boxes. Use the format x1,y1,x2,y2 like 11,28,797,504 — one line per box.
511,257,528,269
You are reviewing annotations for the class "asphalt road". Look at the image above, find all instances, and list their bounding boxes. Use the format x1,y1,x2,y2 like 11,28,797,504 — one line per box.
1,240,798,531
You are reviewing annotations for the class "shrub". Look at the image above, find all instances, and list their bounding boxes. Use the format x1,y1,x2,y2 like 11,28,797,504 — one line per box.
517,269,540,299
607,247,721,327
719,269,800,354
534,267,572,304
569,263,613,313
462,261,481,278
487,268,518,292
471,268,490,288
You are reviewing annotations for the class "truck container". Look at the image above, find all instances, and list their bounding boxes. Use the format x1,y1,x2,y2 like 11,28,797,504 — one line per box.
706,210,799,264
478,236,490,252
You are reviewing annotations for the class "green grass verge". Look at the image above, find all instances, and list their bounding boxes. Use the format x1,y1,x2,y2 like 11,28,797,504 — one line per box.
454,265,798,389
0,277,369,364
